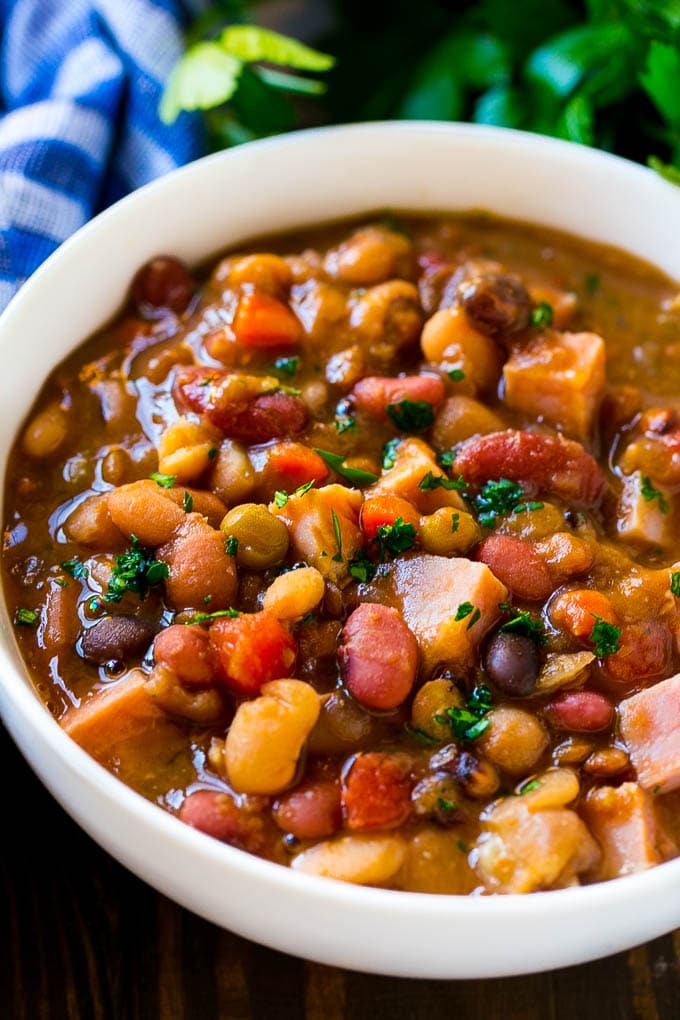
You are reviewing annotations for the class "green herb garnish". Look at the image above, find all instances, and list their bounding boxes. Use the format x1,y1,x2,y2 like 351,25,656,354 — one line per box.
448,368,466,381
382,438,401,470
150,472,176,489
331,508,343,562
15,608,38,626
386,398,435,432
584,272,601,295
274,478,315,509
418,470,467,493
207,447,218,460
183,491,193,513
375,517,417,559
590,615,622,657
404,724,439,746
313,448,378,485
474,478,541,527
451,512,460,533
348,548,377,583
435,684,493,743
438,797,458,812
225,536,239,556
61,557,88,580
641,475,669,514
334,413,356,434
438,450,455,468
671,571,680,597
272,356,299,377
518,778,541,795
530,301,554,327
499,604,548,645
185,608,240,625
105,536,169,603
455,601,475,622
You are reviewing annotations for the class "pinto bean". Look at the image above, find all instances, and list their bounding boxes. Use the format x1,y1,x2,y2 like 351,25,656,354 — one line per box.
22,401,69,458
130,256,194,316
483,631,540,697
153,624,216,686
352,374,445,420
179,790,267,853
544,691,614,732
452,430,606,506
64,494,126,550
273,780,342,839
145,663,226,724
475,535,554,602
81,616,157,664
342,752,413,830
457,272,531,337
158,514,237,611
108,480,185,546
339,603,418,711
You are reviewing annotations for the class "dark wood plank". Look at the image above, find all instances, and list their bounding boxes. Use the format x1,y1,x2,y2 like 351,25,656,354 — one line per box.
3,722,680,1020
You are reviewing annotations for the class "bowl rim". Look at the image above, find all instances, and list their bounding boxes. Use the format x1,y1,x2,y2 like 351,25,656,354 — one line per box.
2,119,680,967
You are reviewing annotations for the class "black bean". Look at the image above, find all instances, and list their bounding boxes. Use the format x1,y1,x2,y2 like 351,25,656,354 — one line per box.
80,616,157,664
483,631,540,697
457,272,531,337
130,256,195,318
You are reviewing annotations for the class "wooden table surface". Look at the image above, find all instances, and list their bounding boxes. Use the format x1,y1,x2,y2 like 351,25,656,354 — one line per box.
3,725,679,1020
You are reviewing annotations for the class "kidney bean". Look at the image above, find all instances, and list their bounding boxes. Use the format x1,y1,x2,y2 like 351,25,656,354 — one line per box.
351,374,445,420
153,624,217,686
80,615,157,664
338,603,418,711
175,366,308,442
273,779,342,839
130,256,194,317
483,631,540,697
457,272,531,337
603,620,670,692
179,790,267,853
544,691,614,732
342,752,413,830
475,535,554,602
452,430,606,506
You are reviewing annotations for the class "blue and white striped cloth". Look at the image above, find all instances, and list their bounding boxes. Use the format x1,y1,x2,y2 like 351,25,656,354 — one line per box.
0,0,205,311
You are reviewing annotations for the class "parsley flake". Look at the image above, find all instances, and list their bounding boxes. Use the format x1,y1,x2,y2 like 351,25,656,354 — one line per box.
375,517,417,560
105,537,169,603
404,724,439,746
225,536,239,556
382,437,401,470
185,608,240,625
313,448,378,485
272,355,299,378
334,413,356,434
348,548,376,583
150,472,176,489
451,512,460,533
418,470,467,492
434,684,493,743
499,604,548,645
331,508,343,562
671,571,680,597
454,601,475,621
474,478,528,527
386,398,435,432
641,475,669,514
438,450,456,468
15,608,38,626
530,301,554,327
590,614,622,657
448,368,466,381
183,491,193,513
518,778,541,795
438,797,458,812
61,557,88,580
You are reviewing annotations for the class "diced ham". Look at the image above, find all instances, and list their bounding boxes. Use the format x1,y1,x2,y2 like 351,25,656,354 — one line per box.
581,783,671,880
370,438,466,515
503,331,605,440
619,672,680,793
616,470,673,548
369,554,507,676
271,483,362,584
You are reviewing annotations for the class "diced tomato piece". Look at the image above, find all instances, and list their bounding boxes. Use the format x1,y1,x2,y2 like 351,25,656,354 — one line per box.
475,535,554,602
352,375,445,420
550,589,619,641
179,790,268,853
233,291,302,347
359,495,420,542
342,752,413,830
209,612,296,695
452,430,606,506
603,620,671,692
266,442,330,492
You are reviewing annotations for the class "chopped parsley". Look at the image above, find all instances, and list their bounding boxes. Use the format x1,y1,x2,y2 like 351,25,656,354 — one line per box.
382,437,401,470
498,604,548,645
375,517,417,560
454,602,484,630
313,448,378,485
331,508,343,562
150,472,176,489
456,840,469,854
438,797,458,812
530,301,554,327
61,557,88,580
274,479,316,508
590,614,622,657
276,383,302,396
641,475,669,514
207,447,218,460
15,608,39,626
334,412,356,434
584,272,601,295
474,478,543,527
438,450,455,468
671,571,680,597
435,684,493,743
274,490,289,509
183,491,193,513
348,548,376,583
451,512,460,533
518,778,541,795
225,536,239,556
105,536,169,603
185,608,240,625
448,368,465,382
386,398,434,432
404,724,439,746
272,355,299,378
418,470,467,493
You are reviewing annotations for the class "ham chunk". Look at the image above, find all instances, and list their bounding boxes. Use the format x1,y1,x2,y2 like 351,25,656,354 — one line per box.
370,554,507,676
370,438,466,515
271,483,362,585
503,331,605,440
619,672,680,793
581,783,669,880
616,470,673,548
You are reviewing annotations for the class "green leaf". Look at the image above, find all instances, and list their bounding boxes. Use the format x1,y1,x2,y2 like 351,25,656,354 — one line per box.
160,43,242,124
219,25,334,71
473,84,524,127
526,23,634,103
230,64,295,135
313,448,378,486
640,42,680,126
255,67,327,96
557,93,595,144
648,154,680,185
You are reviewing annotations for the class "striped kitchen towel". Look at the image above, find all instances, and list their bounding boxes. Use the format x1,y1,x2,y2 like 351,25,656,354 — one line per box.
0,0,205,311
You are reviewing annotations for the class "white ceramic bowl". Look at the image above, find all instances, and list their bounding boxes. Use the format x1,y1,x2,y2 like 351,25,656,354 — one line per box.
2,123,680,979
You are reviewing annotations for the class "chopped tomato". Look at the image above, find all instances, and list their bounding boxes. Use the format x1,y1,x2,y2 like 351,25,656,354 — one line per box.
342,752,413,830
233,291,302,347
209,612,296,695
266,442,330,492
550,589,619,641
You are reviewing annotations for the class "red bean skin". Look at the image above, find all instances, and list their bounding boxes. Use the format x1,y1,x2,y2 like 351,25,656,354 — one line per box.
544,691,614,732
338,603,418,710
342,753,413,830
352,375,445,420
452,430,606,506
273,780,342,839
475,535,554,602
174,366,308,442
153,624,216,687
179,790,267,853
130,256,194,317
